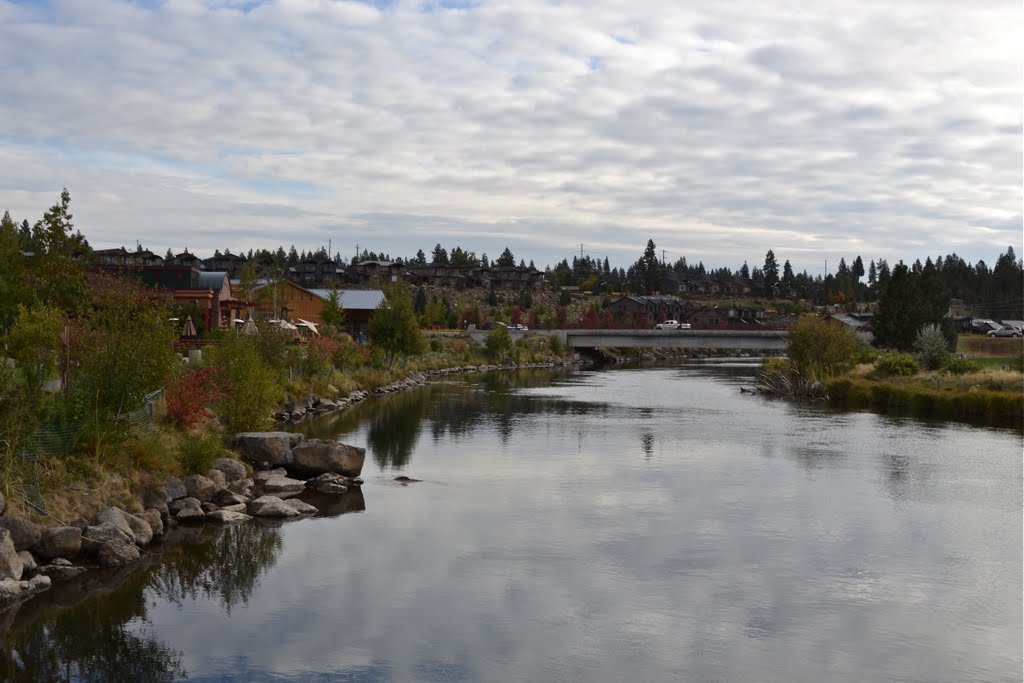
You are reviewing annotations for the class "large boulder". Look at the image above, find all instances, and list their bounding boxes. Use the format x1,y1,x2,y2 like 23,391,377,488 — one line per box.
33,527,82,562
234,432,304,468
248,495,301,518
141,488,170,519
138,509,164,538
291,439,365,477
97,507,137,543
206,510,251,524
184,474,220,503
256,473,306,498
0,491,5,515
163,476,188,501
172,498,205,523
0,529,24,581
97,541,140,567
81,523,133,556
211,457,247,483
0,517,42,552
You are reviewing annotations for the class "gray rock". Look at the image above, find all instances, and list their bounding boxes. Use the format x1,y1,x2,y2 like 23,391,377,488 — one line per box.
33,527,82,561
0,491,4,515
291,439,366,477
184,474,219,503
0,517,42,552
206,510,251,524
219,503,248,513
253,467,289,484
201,502,219,514
168,497,201,516
17,551,37,575
81,523,132,555
97,507,136,544
38,562,86,581
234,432,304,468
139,509,164,538
0,529,24,581
0,575,50,605
141,488,170,518
125,512,153,547
212,457,248,483
227,477,255,497
282,499,318,515
97,540,140,567
306,473,349,495
258,474,306,498
215,491,250,507
207,469,228,491
174,498,205,524
163,476,188,501
248,495,301,518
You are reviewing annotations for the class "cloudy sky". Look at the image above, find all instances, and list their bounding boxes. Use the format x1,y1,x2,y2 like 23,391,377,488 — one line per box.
1,0,1020,274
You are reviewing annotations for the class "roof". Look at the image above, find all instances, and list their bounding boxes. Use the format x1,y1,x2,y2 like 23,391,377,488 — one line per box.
197,271,229,290
308,289,387,310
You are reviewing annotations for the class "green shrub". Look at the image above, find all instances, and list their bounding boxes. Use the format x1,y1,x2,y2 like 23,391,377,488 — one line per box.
484,325,512,361
547,333,565,357
786,315,858,380
430,338,443,353
856,346,880,365
914,323,951,370
208,337,284,433
873,352,920,377
946,358,982,375
178,433,225,475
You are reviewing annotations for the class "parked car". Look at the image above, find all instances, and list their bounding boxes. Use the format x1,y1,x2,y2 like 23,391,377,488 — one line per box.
987,325,1022,338
655,320,684,330
513,323,529,331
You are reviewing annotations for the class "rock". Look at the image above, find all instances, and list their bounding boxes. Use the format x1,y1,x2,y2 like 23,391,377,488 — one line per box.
0,517,42,552
174,498,205,523
207,469,228,491
97,507,137,544
248,495,301,518
139,509,164,538
97,540,140,567
141,488,170,518
168,497,200,516
33,527,82,561
0,575,50,605
0,491,4,515
306,473,349,495
227,477,255,497
184,474,220,503
126,512,154,547
234,432,304,468
282,499,318,515
201,502,219,514
258,474,306,498
38,562,86,581
80,523,132,556
0,529,24,581
394,476,422,484
219,503,248,513
215,491,250,507
206,510,251,524
17,551,37,575
291,439,366,477
163,476,188,501
253,468,289,484
212,457,247,483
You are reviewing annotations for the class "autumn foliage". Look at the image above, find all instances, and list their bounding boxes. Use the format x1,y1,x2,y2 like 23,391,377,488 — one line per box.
165,366,228,429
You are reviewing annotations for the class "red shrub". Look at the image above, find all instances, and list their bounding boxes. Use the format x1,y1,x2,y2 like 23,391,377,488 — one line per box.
165,366,228,429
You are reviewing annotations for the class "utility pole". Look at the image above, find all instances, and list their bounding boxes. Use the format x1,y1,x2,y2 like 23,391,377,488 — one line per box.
580,243,585,261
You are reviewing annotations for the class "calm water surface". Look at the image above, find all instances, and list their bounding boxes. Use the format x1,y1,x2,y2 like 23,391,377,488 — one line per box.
1,362,1021,682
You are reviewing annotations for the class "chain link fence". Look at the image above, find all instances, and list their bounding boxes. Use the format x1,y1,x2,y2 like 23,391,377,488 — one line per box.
18,388,164,513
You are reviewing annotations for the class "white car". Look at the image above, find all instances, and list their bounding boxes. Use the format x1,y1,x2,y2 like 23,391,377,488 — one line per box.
655,320,689,330
987,325,1021,338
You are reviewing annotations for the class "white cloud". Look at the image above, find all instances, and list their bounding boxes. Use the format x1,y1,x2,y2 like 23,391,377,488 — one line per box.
0,0,1019,271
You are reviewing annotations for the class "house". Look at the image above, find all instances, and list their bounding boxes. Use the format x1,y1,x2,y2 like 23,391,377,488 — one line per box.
604,296,698,327
254,281,386,336
346,260,402,286
288,255,344,287
203,252,248,278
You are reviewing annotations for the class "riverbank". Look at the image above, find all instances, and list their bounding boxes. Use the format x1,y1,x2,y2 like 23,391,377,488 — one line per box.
0,357,579,613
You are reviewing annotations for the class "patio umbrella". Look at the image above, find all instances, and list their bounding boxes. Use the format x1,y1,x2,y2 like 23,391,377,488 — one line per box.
240,317,259,336
182,315,197,337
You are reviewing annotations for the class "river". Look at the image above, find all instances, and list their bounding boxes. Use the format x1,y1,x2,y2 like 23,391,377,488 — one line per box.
1,362,1021,682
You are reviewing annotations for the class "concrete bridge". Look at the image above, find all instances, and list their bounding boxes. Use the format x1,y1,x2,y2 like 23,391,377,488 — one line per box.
468,328,788,351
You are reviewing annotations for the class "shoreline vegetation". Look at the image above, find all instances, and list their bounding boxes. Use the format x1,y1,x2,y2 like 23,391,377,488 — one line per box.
755,316,1023,429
